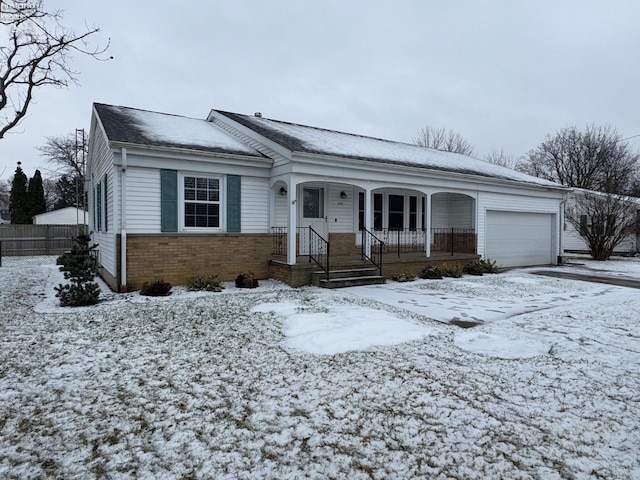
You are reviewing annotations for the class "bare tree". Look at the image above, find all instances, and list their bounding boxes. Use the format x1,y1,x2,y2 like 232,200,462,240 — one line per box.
566,191,640,260
43,177,57,210
38,131,87,177
0,179,10,210
0,1,110,139
38,130,87,209
413,125,474,156
520,125,639,194
485,148,517,169
523,125,640,260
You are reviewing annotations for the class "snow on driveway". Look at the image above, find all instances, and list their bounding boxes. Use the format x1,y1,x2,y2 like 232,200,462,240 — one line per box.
0,255,639,479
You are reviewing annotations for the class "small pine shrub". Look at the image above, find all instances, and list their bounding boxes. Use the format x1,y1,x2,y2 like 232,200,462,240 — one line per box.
235,272,259,289
463,262,485,276
478,258,500,274
186,274,224,292
419,266,443,279
55,233,101,307
391,271,416,282
140,280,172,296
441,263,464,278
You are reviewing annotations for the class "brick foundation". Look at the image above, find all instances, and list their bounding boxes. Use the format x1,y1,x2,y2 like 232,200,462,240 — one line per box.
125,233,272,291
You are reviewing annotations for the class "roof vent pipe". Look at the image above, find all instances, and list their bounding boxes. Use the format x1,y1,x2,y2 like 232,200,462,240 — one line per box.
254,112,262,117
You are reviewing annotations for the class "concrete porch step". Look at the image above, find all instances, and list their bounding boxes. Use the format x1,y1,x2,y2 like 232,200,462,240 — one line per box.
311,266,385,288
311,267,379,283
319,275,386,289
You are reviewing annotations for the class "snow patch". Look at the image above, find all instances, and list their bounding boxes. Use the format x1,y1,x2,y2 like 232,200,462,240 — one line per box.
454,329,552,359
252,303,435,355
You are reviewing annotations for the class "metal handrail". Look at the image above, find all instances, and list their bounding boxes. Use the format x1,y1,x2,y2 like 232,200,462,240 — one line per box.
361,228,384,276
307,226,330,281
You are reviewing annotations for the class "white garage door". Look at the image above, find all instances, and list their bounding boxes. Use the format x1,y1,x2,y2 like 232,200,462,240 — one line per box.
485,211,554,267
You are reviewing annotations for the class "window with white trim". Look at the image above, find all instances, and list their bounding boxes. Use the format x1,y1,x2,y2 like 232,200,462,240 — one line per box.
182,175,221,229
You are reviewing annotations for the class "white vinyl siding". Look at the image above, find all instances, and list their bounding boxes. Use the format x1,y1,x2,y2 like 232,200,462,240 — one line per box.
431,193,474,229
87,122,118,277
126,168,161,233
125,168,270,234
328,184,354,233
273,188,288,227
241,177,270,233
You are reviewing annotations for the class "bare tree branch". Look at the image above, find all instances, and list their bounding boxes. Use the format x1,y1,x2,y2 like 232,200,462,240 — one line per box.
413,125,474,156
485,148,517,169
37,131,87,178
520,125,640,194
566,190,640,260
0,1,110,139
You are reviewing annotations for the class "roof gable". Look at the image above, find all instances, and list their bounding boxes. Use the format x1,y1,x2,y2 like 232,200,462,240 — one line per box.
94,103,264,158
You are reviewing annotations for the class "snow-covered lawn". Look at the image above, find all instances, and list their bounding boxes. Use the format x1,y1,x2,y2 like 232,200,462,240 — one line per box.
0,255,639,479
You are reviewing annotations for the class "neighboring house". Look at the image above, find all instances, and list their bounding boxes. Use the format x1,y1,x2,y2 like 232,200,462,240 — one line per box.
33,207,89,225
87,103,570,292
0,211,10,224
564,189,640,255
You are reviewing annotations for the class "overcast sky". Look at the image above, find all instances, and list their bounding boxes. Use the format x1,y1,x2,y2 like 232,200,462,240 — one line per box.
2,0,639,180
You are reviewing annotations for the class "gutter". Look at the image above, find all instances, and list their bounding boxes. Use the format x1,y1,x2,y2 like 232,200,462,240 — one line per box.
107,141,270,164
294,151,569,194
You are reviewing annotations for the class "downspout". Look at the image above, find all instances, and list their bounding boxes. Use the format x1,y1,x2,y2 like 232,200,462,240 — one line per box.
287,175,297,265
558,194,568,265
120,148,128,292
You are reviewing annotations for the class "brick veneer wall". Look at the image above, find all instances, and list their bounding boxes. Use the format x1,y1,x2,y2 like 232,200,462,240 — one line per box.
328,233,361,257
125,233,272,291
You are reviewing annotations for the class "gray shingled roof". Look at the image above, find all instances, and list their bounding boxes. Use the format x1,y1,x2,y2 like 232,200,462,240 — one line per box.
216,110,565,188
94,104,264,157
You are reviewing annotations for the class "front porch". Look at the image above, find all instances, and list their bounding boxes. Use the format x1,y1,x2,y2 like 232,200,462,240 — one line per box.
269,227,479,287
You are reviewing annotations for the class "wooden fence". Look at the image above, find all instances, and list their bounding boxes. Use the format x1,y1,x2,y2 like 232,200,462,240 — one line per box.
0,224,84,257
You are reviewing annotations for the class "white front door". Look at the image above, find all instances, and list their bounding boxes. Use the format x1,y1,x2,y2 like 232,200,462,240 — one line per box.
300,186,327,255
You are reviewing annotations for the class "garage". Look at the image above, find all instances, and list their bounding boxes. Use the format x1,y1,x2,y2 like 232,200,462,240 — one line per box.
485,211,555,268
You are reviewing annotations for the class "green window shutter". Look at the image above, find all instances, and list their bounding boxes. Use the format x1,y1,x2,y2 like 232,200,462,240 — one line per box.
103,175,108,232
93,185,97,230
96,183,102,231
227,175,241,233
160,169,178,232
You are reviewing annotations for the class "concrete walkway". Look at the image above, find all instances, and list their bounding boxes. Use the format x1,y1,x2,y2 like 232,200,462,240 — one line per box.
532,269,640,289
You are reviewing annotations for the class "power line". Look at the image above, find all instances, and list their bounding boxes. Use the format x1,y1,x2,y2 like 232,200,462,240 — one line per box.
621,133,640,141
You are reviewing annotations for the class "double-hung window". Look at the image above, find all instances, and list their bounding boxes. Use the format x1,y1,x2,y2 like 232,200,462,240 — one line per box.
183,175,221,229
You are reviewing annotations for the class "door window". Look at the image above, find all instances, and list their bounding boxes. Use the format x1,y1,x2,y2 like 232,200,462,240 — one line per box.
303,188,324,218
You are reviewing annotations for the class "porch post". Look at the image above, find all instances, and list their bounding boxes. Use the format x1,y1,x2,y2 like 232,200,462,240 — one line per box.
364,187,372,257
287,176,297,265
424,193,431,257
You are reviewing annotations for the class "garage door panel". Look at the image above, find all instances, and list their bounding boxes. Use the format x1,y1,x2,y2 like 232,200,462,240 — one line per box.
485,211,554,268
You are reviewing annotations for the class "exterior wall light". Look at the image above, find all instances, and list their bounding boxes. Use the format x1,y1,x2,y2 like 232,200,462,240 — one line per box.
340,191,347,199
279,186,288,196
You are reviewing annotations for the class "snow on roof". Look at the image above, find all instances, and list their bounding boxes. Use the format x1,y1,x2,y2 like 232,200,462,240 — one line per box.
218,111,565,188
94,104,263,157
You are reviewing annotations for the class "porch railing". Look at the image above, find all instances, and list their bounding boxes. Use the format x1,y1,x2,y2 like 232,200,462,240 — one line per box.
272,227,287,256
361,228,384,276
431,228,477,255
374,228,426,256
370,228,476,256
272,226,477,260
307,226,330,281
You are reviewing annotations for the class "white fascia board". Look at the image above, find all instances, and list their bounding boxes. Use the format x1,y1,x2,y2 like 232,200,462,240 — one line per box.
109,142,273,168
87,107,111,178
207,111,294,160
293,152,569,196
109,142,271,172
